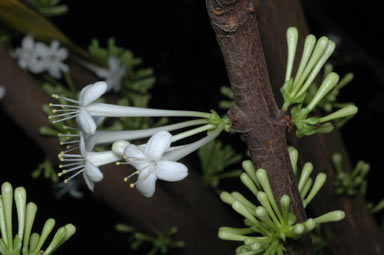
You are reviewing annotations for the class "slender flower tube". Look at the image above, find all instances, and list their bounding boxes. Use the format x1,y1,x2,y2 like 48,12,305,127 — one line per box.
59,119,208,151
58,133,122,191
49,81,212,134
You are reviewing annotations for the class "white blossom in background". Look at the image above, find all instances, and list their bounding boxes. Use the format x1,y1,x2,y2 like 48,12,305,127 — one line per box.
58,132,122,191
124,131,188,198
40,40,69,79
13,35,46,73
95,56,126,92
0,86,5,99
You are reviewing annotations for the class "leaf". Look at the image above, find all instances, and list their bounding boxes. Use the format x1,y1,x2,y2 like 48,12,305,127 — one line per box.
0,0,104,65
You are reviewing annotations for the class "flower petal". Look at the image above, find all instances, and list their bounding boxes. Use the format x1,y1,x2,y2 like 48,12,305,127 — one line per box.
124,144,150,170
77,109,97,134
85,160,104,182
136,171,157,198
79,81,108,106
22,36,34,49
156,161,188,181
83,171,95,191
144,131,172,161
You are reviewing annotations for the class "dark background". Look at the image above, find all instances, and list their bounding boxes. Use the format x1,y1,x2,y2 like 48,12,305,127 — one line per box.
1,0,384,254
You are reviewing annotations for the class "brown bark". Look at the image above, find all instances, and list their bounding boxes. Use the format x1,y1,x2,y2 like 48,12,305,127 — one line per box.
0,45,238,255
206,0,312,254
253,0,384,254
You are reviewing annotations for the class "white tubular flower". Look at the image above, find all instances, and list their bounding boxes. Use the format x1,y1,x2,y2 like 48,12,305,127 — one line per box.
50,81,211,134
73,56,126,92
58,133,121,191
123,131,188,198
95,56,126,92
41,40,69,79
50,81,108,134
0,86,5,99
13,36,45,73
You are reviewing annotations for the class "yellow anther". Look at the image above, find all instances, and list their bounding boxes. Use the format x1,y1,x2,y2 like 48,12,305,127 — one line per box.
124,177,128,182
52,109,57,113
59,164,63,168
64,179,68,184
130,183,135,188
59,142,64,145
116,162,121,166
123,155,127,159
52,94,59,99
49,103,53,107
63,125,68,129
66,146,70,149
48,116,53,119
133,158,137,162
57,133,62,137
66,137,70,141
52,120,57,124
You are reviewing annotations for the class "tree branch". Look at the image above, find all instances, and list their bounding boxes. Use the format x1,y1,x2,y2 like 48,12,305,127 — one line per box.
206,0,312,254
252,0,384,254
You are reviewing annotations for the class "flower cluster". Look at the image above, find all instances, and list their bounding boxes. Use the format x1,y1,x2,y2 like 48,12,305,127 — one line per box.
116,224,184,255
218,160,344,255
281,27,358,137
331,153,384,214
13,36,68,79
331,153,370,196
0,182,75,255
49,81,228,197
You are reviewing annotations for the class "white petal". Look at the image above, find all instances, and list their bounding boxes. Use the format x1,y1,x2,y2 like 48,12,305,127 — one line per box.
22,36,34,49
144,131,172,161
136,172,157,198
79,132,87,156
79,81,108,106
156,161,188,181
57,48,68,60
83,171,95,191
124,144,150,169
50,40,59,51
77,109,97,134
35,42,48,57
48,64,61,79
85,160,103,182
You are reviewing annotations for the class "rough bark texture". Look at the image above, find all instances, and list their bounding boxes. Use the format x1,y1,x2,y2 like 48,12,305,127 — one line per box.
253,0,384,254
0,45,238,255
206,0,312,254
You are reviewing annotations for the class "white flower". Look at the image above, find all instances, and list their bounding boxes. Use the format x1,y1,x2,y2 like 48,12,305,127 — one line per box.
0,86,5,99
50,81,108,134
124,131,188,198
40,40,69,79
58,132,121,191
13,36,45,73
95,56,126,92
50,81,211,134
13,36,69,78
